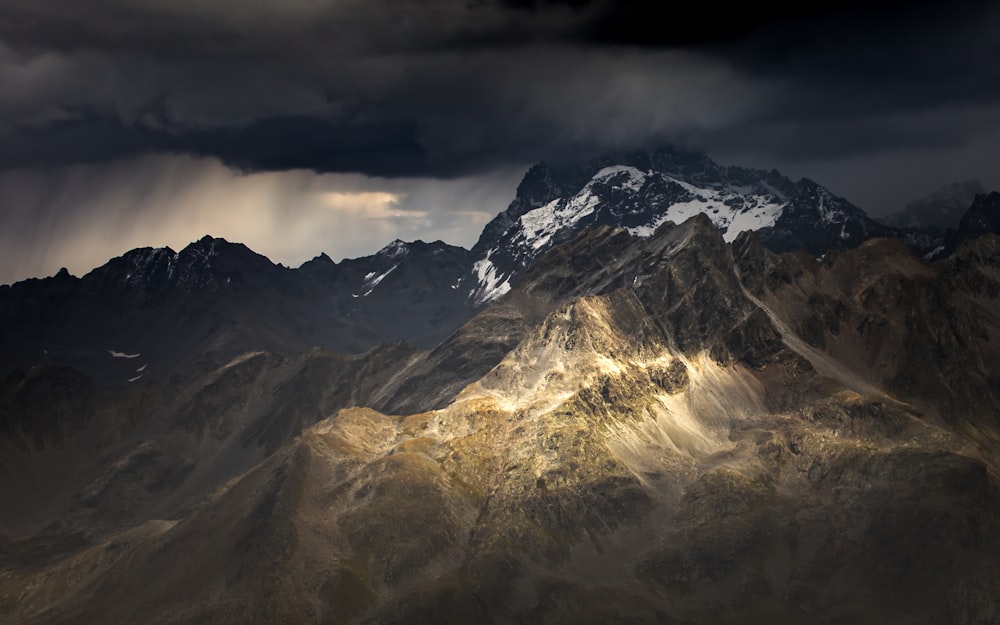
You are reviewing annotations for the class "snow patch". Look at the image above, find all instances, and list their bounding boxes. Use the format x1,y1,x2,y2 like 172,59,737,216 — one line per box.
516,166,650,252
622,176,784,241
924,245,945,260
815,191,847,226
361,264,398,296
107,350,141,359
471,255,511,304
593,165,648,191
723,197,784,241
519,191,601,251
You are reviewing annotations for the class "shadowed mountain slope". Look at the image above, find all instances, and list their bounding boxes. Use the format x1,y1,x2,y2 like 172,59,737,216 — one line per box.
3,215,1000,624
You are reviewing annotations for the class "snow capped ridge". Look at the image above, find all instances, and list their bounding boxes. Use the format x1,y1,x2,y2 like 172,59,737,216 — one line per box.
518,193,599,252
622,173,786,242
467,156,793,304
465,147,889,305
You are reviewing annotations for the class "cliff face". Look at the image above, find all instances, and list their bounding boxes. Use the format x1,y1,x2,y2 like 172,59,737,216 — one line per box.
3,217,1000,625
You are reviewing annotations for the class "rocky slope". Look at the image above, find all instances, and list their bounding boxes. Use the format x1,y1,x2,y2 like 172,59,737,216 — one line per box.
3,215,999,625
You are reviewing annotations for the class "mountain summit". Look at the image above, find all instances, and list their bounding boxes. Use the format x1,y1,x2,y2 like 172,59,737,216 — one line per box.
466,146,895,304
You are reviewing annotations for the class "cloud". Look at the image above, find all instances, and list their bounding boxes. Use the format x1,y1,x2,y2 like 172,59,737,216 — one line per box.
0,45,771,176
0,0,996,201
321,191,407,216
0,0,995,180
1,0,999,281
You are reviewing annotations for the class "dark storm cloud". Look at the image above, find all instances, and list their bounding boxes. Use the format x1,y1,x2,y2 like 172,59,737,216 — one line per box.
0,0,997,177
692,104,999,164
3,0,1000,285
0,113,433,177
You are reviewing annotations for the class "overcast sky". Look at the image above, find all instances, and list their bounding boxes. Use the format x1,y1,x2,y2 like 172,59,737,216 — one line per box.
2,0,999,284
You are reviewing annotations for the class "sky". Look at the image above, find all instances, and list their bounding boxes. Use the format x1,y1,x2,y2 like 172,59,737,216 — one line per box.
1,0,999,284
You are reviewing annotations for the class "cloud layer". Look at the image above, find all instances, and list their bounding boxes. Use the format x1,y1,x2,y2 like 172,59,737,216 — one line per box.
2,1,997,174
2,0,999,282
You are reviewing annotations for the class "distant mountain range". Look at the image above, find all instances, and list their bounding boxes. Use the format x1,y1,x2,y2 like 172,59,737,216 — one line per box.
7,146,996,390
0,235,472,386
877,180,988,235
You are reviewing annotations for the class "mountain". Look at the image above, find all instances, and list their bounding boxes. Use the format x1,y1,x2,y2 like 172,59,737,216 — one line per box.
465,146,897,304
879,180,988,235
1,145,928,387
2,214,1000,624
300,238,472,348
0,237,472,387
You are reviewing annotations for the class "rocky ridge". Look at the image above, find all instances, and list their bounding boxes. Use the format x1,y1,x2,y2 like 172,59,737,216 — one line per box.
465,146,898,304
0,236,471,387
3,146,985,390
2,215,999,624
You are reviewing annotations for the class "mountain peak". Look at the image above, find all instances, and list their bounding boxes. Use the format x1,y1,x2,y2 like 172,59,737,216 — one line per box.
957,191,1000,235
466,148,890,305
376,239,410,259
182,235,238,254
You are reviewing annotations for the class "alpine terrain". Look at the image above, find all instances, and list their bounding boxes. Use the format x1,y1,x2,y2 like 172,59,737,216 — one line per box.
2,147,1000,625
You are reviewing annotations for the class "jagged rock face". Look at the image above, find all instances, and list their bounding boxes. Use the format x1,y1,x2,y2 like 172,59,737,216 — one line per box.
328,239,473,347
466,147,896,305
759,179,897,256
948,191,1000,249
3,216,1000,625
0,237,472,388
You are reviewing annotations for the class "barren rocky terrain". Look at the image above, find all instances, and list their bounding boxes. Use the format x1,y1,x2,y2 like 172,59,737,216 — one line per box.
3,214,999,624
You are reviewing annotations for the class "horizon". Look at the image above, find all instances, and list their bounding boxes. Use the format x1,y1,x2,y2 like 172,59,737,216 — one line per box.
2,150,996,287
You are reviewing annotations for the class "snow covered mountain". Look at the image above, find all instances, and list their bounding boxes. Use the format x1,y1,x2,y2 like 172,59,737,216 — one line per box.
465,146,896,304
